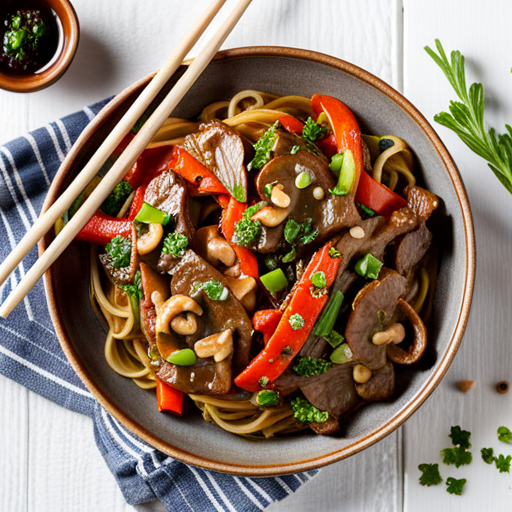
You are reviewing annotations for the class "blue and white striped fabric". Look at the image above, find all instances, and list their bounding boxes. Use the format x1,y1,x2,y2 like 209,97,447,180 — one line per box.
0,99,318,511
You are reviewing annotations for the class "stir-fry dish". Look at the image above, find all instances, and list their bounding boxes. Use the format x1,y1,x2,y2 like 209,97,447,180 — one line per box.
64,90,440,437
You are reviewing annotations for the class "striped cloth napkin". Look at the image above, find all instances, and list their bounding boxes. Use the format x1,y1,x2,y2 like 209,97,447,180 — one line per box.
0,98,317,511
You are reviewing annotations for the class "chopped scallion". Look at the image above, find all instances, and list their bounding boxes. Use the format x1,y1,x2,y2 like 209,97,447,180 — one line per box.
314,290,344,337
330,343,353,364
134,202,171,225
261,268,288,293
355,253,383,280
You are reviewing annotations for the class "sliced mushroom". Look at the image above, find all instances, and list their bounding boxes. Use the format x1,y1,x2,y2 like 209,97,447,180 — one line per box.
386,298,427,365
345,269,407,370
192,225,236,268
356,361,395,401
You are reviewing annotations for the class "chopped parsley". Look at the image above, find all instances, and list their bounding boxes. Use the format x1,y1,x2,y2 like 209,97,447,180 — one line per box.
481,447,495,464
247,122,279,172
105,235,131,268
122,270,142,301
302,117,329,145
282,247,297,263
329,247,341,258
290,397,328,424
289,313,305,330
298,218,318,245
162,232,188,258
284,219,301,244
233,202,264,247
446,477,466,496
495,454,512,473
200,280,228,301
291,145,300,155
256,390,279,406
418,463,443,487
358,203,376,218
497,426,512,444
441,447,472,468
100,180,133,217
449,426,472,449
293,357,332,377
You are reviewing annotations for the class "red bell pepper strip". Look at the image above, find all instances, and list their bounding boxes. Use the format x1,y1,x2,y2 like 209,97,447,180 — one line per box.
156,377,187,416
355,170,407,216
316,133,338,160
234,242,341,392
128,186,146,221
221,196,246,242
169,146,228,195
124,145,175,189
233,245,259,280
75,211,132,246
253,309,283,345
278,114,304,135
216,194,231,209
311,94,362,193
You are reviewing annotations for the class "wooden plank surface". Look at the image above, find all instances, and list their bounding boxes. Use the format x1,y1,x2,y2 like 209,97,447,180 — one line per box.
402,0,512,509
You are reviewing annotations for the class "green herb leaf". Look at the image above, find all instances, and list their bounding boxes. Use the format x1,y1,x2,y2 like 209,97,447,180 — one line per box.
329,247,341,258
425,39,512,194
233,202,264,247
282,247,297,263
445,477,466,496
290,397,329,424
293,357,332,377
303,117,328,145
162,233,188,258
495,454,512,473
289,313,305,330
497,426,512,444
449,425,472,449
248,122,279,172
298,218,318,245
201,280,228,301
481,447,495,465
256,390,279,406
418,463,443,487
441,447,472,468
358,203,376,218
284,219,301,244
105,236,131,268
291,145,300,155
122,270,143,301
100,181,133,217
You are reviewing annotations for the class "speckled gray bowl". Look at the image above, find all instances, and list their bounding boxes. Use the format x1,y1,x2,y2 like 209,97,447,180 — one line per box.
41,47,475,476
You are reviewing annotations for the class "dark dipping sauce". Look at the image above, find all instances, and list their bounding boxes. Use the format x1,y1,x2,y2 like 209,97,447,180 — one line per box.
0,0,61,75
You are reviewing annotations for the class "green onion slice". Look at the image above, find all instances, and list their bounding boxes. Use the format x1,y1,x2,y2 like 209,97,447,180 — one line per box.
355,253,383,280
135,202,170,225
260,268,288,293
314,290,344,337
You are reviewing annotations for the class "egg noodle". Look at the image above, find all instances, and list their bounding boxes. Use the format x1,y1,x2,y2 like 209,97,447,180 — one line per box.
89,90,435,437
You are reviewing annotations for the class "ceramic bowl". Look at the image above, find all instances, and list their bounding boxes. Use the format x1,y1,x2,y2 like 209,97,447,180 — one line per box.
41,47,475,476
0,0,79,93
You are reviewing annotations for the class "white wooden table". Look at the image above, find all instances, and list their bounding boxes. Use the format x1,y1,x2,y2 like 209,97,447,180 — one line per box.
1,1,512,510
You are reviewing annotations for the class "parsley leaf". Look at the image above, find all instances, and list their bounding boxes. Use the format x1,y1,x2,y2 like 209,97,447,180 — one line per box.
481,447,495,465
425,39,512,194
441,447,472,468
162,232,188,258
449,425,472,449
289,313,305,330
248,122,279,171
122,270,143,301
302,117,328,145
290,397,328,424
446,477,466,496
105,236,131,268
200,280,228,301
495,454,512,473
298,218,318,245
418,463,443,487
293,357,332,377
498,426,512,444
233,202,264,247
284,219,301,244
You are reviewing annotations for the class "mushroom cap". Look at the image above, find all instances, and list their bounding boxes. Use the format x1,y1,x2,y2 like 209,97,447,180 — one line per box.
345,269,408,370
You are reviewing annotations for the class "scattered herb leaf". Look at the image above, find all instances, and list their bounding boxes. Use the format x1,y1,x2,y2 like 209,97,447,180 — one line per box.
289,313,305,330
248,122,279,172
293,357,332,377
498,426,512,444
105,236,131,268
290,397,329,424
446,477,466,496
418,463,443,487
162,232,188,258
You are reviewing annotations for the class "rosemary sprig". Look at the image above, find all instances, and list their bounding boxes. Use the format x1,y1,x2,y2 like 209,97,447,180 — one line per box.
425,39,512,194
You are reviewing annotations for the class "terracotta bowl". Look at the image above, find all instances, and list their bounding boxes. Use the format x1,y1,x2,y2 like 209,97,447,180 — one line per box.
41,47,475,476
0,0,79,93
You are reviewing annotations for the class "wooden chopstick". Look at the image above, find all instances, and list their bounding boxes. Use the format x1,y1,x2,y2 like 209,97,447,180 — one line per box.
0,0,253,318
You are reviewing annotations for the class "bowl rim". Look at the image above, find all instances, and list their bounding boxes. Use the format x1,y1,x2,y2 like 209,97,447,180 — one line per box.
0,0,80,93
41,46,476,476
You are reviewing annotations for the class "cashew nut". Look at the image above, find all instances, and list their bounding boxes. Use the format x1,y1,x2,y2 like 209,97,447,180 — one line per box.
170,313,198,335
137,223,164,255
372,323,406,346
270,184,291,208
250,205,289,227
225,276,257,311
194,329,233,362
353,364,372,384
157,295,203,334
193,225,236,267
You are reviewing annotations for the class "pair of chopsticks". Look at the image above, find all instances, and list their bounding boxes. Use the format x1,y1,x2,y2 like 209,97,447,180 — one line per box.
0,0,253,318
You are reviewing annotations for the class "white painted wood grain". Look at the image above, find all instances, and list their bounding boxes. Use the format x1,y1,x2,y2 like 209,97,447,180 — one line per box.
0,1,403,511
403,0,512,509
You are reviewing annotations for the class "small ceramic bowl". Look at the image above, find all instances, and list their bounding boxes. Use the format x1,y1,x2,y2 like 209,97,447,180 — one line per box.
41,47,476,476
0,0,79,93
